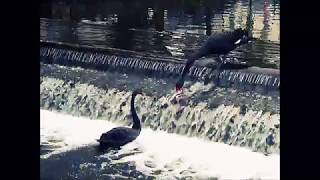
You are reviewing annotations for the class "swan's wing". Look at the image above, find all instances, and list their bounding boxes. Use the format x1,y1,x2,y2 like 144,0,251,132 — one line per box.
100,127,133,142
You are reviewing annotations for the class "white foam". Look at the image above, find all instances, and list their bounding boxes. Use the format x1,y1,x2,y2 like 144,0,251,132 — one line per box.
40,109,117,158
40,109,279,179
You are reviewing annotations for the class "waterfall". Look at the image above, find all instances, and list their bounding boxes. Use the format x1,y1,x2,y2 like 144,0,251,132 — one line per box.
40,76,280,154
40,41,280,90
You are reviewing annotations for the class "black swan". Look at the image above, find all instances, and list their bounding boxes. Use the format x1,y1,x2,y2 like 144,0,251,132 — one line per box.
176,28,253,91
97,89,143,149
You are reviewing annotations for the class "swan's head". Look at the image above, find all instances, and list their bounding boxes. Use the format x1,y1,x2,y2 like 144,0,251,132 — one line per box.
234,28,249,39
233,28,253,45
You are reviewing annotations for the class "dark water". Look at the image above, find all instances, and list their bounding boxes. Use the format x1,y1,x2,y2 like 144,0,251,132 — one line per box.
41,145,155,179
40,0,280,69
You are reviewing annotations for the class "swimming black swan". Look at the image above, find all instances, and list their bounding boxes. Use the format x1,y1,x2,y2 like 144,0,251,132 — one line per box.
97,89,143,149
176,28,253,91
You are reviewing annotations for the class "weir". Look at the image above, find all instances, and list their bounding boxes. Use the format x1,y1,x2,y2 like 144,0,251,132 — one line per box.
40,40,280,90
40,74,280,155
40,0,280,178
40,39,280,155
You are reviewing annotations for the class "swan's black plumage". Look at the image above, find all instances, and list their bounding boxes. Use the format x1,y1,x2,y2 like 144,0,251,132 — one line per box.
176,28,253,90
97,90,142,149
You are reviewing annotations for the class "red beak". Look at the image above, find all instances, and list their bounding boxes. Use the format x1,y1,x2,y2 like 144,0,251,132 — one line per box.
176,84,182,92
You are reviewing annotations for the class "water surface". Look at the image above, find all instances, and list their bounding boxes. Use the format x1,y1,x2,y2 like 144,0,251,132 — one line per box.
40,0,280,69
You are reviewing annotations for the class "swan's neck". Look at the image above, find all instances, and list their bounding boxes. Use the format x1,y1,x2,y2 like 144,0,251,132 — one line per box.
131,94,141,130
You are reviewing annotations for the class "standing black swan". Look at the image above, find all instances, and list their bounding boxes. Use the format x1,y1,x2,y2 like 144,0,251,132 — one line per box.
176,28,253,91
97,89,143,149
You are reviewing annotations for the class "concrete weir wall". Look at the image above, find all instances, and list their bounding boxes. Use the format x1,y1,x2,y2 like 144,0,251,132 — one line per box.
40,41,280,90
40,40,280,155
40,76,280,155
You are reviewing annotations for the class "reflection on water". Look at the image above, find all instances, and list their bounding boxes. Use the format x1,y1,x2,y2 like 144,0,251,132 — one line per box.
40,0,279,68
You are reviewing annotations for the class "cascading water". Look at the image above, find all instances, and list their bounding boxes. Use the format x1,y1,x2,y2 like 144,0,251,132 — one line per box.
40,41,280,90
41,109,279,180
40,63,279,155
40,63,280,179
40,41,280,180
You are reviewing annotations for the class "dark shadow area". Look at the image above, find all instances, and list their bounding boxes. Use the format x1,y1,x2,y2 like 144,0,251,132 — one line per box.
41,145,154,180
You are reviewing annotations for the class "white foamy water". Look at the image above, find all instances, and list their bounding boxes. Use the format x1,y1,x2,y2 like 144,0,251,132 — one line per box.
40,109,279,180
